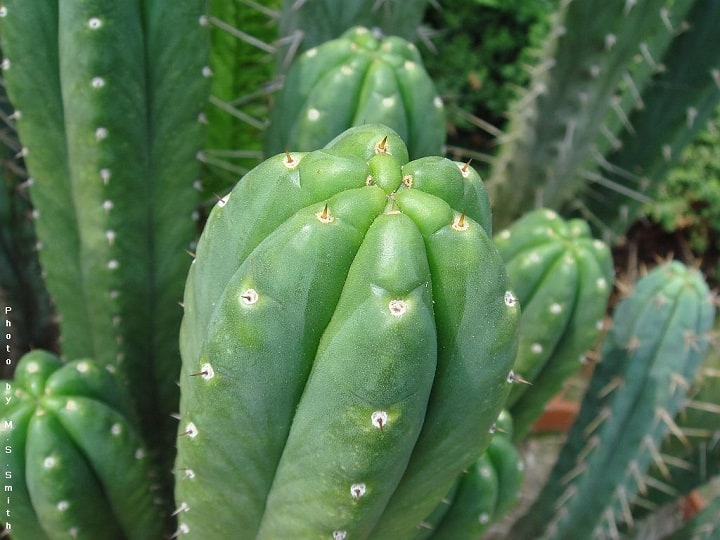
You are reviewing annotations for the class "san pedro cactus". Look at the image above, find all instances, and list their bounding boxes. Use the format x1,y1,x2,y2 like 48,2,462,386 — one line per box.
0,0,212,479
487,0,712,231
175,123,519,538
510,260,716,540
430,409,525,539
0,350,165,540
264,26,446,161
493,208,614,440
630,327,720,520
277,0,432,58
569,0,720,238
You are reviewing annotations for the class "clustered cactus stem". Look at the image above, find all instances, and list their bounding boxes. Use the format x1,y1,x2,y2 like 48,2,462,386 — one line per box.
0,0,212,484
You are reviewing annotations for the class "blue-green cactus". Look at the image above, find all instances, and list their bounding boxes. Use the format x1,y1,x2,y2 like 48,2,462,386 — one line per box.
510,260,716,539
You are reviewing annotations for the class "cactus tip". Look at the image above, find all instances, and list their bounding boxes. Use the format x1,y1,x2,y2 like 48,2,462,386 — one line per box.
375,136,389,154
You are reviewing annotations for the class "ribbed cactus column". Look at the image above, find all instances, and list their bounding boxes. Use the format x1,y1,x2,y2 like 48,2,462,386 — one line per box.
0,0,211,478
277,0,431,63
494,209,614,440
264,26,446,160
175,124,519,538
488,0,694,229
1,350,164,540
510,261,716,540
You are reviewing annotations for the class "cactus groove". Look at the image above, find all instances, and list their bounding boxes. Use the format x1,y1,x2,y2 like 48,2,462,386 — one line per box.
0,350,164,540
175,124,519,538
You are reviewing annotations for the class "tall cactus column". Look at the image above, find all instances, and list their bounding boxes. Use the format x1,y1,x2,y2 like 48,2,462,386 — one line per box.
175,124,519,538
0,0,211,480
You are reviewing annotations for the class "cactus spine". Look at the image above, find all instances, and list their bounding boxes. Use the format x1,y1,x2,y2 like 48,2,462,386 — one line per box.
510,261,716,539
1,350,164,539
494,208,614,440
175,124,519,538
264,26,446,161
488,0,698,230
0,0,212,476
570,0,720,238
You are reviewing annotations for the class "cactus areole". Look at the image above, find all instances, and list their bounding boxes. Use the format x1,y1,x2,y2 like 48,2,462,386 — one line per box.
175,124,520,538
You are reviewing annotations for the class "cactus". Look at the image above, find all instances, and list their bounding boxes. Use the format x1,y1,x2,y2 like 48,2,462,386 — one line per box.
487,0,707,230
664,493,720,540
0,350,165,539
0,110,57,372
493,208,614,440
568,0,720,239
509,260,716,539
264,26,446,161
199,0,279,193
276,0,432,66
0,0,212,476
629,326,720,520
174,123,519,538
430,410,525,539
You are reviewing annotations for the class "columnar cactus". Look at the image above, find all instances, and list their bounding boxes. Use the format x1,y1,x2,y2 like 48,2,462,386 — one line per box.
630,328,720,519
264,26,446,161
0,350,165,540
493,208,614,440
0,0,212,476
175,124,519,538
510,260,716,539
487,0,716,231
573,0,720,238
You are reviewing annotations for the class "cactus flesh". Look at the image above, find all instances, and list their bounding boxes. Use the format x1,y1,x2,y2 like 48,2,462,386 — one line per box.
510,260,716,539
264,26,446,161
494,208,614,440
175,124,519,538
0,350,164,540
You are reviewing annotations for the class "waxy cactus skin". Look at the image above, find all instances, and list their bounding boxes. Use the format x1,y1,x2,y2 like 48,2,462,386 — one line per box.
175,124,519,538
0,350,164,540
431,410,525,539
494,208,614,440
264,26,446,160
510,261,716,539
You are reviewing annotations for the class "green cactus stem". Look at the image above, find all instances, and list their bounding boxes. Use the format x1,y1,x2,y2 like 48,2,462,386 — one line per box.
493,208,614,441
199,0,279,192
488,0,695,230
276,0,431,67
175,124,519,538
630,325,720,520
264,26,446,161
509,260,716,540
0,0,212,475
431,410,525,539
0,350,165,540
569,0,720,239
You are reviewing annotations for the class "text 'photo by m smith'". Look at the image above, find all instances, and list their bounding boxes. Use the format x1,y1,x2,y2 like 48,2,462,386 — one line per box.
2,305,16,538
